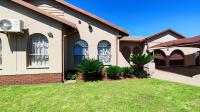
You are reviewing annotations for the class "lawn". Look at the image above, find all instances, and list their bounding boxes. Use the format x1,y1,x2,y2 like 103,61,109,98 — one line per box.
0,79,200,112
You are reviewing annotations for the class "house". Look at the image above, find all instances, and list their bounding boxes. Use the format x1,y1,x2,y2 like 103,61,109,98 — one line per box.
0,0,129,85
0,0,199,86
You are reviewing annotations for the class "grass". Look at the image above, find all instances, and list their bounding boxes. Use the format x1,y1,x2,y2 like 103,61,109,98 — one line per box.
0,79,200,112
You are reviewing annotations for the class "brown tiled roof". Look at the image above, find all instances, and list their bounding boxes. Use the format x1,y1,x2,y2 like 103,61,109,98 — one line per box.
150,35,200,48
54,0,129,35
120,36,144,42
143,29,186,42
11,0,77,29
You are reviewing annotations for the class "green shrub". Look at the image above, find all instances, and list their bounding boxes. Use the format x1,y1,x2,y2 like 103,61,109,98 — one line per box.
77,59,104,74
130,54,153,67
121,67,134,75
107,66,121,77
130,54,153,78
66,73,76,80
134,71,148,78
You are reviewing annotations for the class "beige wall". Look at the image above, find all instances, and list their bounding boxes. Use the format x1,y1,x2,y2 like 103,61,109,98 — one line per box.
28,0,123,70
0,0,129,76
0,1,63,75
118,42,145,67
148,33,180,47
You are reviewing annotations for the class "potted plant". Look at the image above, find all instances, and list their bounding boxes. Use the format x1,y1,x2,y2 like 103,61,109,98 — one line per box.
77,59,104,81
130,54,153,78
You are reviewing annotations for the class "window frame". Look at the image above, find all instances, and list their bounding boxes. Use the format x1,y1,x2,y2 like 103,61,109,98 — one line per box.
27,33,49,69
97,40,111,65
73,40,89,65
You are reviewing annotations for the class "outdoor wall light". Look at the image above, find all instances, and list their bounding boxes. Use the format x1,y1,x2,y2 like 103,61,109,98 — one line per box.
78,20,82,24
89,24,93,33
48,32,53,38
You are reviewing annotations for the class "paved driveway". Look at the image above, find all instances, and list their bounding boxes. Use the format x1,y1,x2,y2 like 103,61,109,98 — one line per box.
152,69,200,87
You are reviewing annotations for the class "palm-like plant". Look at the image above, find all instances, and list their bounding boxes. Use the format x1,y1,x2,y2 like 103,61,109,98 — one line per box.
130,54,153,78
77,59,104,74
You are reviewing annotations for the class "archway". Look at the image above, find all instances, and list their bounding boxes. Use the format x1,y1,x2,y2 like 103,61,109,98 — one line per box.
154,49,166,66
169,50,184,66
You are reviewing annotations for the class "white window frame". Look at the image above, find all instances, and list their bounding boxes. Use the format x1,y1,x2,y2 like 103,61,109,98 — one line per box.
98,40,111,65
27,34,49,68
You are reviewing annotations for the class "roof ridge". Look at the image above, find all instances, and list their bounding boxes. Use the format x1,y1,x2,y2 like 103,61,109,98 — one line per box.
143,29,186,42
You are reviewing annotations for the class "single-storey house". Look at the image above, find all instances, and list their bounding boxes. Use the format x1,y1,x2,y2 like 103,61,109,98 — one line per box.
0,0,199,85
0,0,130,85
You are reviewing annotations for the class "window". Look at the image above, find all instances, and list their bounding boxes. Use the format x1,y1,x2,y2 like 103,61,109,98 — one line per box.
28,34,49,67
98,40,111,65
0,38,2,67
73,40,88,65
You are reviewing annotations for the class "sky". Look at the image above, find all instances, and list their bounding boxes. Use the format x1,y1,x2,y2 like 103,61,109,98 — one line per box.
65,0,200,37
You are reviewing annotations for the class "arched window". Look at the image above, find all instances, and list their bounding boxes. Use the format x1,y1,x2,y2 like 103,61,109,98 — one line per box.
132,46,141,54
98,40,111,64
73,40,88,64
28,34,49,67
0,38,2,66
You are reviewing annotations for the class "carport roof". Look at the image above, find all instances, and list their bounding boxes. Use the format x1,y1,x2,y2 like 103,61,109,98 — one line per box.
120,36,144,42
150,35,200,48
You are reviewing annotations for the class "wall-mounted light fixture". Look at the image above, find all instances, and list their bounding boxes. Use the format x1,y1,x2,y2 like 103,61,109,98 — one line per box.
78,20,82,24
88,24,93,33
48,32,53,38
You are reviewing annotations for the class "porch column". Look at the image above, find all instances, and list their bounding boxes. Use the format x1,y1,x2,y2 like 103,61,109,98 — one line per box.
166,56,170,67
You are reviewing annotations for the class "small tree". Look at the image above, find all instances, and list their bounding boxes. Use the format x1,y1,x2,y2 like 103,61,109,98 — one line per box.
130,54,153,78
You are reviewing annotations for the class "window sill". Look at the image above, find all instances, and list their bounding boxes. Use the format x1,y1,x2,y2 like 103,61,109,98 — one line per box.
27,66,49,69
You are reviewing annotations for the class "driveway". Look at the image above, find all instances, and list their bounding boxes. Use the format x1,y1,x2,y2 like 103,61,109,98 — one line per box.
152,69,200,87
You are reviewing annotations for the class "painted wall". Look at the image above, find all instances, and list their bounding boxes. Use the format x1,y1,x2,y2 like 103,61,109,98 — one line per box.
0,0,130,76
0,1,63,75
118,42,145,67
147,33,180,47
27,0,124,70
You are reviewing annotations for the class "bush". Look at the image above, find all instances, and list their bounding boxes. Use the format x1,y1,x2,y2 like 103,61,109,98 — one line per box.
77,59,104,74
130,54,153,78
130,54,153,67
107,66,121,77
121,67,134,75
66,73,76,80
134,71,148,78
